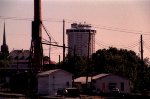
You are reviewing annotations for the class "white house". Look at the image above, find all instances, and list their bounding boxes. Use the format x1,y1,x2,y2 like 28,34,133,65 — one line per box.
92,74,130,93
74,74,130,94
37,69,72,96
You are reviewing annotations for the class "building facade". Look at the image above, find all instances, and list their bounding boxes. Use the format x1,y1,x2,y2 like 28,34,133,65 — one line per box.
92,74,130,94
8,49,30,70
66,23,96,57
37,69,72,96
74,74,131,94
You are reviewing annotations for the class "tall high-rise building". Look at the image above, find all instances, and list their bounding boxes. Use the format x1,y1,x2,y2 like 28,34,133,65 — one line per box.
1,22,9,54
66,23,96,57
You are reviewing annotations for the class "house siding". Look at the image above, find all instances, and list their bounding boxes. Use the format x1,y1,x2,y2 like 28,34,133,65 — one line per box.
38,69,72,96
48,71,72,95
38,76,49,95
94,75,130,93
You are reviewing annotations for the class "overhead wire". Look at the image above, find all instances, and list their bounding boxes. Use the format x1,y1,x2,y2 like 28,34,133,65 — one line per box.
41,22,58,45
1,16,150,55
0,16,32,21
1,16,150,35
142,41,150,55
95,38,139,50
143,41,150,50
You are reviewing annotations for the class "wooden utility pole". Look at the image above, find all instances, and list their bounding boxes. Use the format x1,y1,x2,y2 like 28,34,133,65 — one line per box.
140,34,143,61
59,55,61,65
63,20,65,62
31,0,43,72
86,31,91,90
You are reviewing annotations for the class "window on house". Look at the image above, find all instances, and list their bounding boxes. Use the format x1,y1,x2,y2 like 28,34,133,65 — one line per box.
121,82,124,91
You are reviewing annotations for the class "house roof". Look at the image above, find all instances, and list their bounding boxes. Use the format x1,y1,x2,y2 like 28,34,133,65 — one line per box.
74,73,128,84
37,69,72,76
74,77,92,84
9,49,30,60
93,73,129,80
92,73,110,80
74,74,110,83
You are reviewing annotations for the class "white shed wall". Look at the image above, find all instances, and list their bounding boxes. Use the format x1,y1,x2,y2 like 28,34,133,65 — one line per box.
94,75,130,93
38,76,49,95
48,71,72,95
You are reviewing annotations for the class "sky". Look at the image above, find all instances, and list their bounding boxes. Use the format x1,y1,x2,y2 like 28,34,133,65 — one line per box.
0,0,150,62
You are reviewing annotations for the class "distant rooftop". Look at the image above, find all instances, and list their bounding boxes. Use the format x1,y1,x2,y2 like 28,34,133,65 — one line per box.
9,49,30,60
37,69,72,76
74,76,92,84
74,74,111,84
92,73,110,80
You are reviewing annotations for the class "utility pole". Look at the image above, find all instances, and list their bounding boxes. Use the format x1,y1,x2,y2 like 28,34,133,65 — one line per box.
59,55,61,65
31,0,43,72
63,19,65,63
49,40,51,64
140,34,143,61
72,45,76,87
86,31,91,91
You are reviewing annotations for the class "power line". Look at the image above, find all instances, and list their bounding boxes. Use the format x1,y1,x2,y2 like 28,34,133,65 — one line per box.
143,41,150,50
41,22,58,45
1,16,150,35
95,38,139,49
65,19,150,35
0,16,32,21
0,16,64,23
143,42,150,55
94,26,150,35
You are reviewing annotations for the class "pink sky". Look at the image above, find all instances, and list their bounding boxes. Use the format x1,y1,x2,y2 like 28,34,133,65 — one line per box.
0,0,150,62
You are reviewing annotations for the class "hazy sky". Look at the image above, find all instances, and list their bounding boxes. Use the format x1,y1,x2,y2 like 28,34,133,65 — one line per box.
0,0,150,62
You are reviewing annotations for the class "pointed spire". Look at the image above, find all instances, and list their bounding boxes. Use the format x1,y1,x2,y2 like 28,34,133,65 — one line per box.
3,21,6,45
1,20,9,54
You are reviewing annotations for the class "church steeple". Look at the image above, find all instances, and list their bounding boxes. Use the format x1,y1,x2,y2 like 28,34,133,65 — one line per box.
3,22,6,45
1,21,9,54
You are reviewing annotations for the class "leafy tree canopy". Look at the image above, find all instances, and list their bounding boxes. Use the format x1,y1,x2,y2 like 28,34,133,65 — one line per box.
92,47,150,91
58,47,150,91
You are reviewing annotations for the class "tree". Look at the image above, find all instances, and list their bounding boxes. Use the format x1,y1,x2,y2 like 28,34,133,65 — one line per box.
58,47,150,92
91,47,149,92
0,52,9,68
59,54,87,77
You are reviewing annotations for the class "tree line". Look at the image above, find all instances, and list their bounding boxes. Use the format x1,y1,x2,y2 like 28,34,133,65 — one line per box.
0,47,150,93
60,47,150,93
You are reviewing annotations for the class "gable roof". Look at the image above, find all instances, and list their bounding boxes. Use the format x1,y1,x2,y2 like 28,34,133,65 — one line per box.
74,74,110,84
9,49,30,60
74,73,129,84
93,73,129,80
37,69,72,76
74,77,91,84
92,73,110,80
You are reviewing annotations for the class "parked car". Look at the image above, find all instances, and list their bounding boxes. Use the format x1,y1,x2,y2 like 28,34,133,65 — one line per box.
64,87,80,97
56,88,64,96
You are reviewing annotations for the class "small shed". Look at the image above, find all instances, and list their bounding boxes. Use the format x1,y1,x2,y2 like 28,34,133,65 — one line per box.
74,74,130,94
92,74,130,93
37,69,72,96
